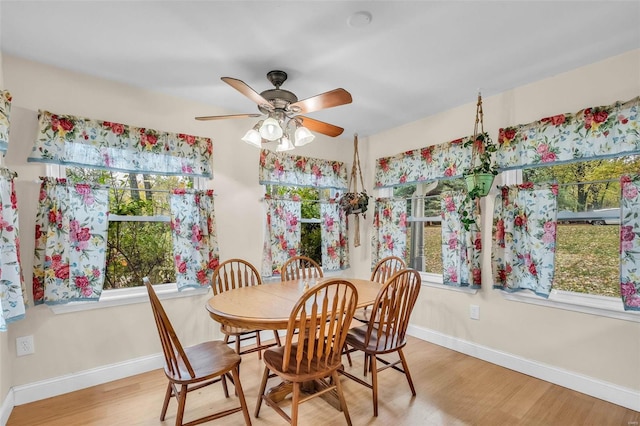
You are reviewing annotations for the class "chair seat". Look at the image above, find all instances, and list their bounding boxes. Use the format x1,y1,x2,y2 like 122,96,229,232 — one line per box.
345,324,407,355
263,342,343,383
165,340,241,384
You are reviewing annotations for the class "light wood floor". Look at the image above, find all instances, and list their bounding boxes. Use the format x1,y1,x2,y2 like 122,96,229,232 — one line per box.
7,336,639,426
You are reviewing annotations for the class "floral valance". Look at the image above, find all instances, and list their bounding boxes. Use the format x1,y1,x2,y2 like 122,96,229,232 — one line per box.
27,110,213,178
0,91,12,155
373,136,475,188
496,96,640,170
258,149,348,189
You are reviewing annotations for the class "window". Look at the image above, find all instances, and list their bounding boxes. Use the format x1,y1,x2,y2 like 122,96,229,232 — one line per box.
524,155,639,298
66,167,195,289
265,185,332,266
393,180,465,274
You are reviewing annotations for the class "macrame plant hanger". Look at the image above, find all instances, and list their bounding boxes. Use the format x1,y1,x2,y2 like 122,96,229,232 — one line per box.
347,133,366,247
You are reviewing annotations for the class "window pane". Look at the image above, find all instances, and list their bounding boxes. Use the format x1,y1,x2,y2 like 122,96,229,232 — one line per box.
395,180,463,273
265,185,323,266
66,168,191,287
523,156,638,297
105,220,175,289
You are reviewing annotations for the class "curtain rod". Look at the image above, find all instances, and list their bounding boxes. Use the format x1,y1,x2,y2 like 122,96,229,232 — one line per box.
35,180,213,195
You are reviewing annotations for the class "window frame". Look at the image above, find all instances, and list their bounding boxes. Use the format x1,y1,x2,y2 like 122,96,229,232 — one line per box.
501,169,638,322
44,164,211,313
376,186,478,294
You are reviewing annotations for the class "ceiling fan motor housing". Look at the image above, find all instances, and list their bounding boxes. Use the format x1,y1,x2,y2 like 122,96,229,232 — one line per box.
259,70,298,113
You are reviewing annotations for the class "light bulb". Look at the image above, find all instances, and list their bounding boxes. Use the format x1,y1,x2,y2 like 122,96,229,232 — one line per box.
259,117,283,141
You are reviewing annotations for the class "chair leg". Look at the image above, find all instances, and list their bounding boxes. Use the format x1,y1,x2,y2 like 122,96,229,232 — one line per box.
175,384,188,426
398,348,416,395
363,353,369,376
254,366,270,418
333,371,352,426
231,366,252,426
160,382,172,420
235,335,241,355
221,372,230,398
256,331,262,359
370,355,379,417
291,382,301,426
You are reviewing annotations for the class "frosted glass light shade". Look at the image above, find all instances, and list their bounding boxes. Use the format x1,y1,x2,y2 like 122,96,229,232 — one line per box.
259,117,283,141
275,137,295,152
241,128,262,148
294,126,315,146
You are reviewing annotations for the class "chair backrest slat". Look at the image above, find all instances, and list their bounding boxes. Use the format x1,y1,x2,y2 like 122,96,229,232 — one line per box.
144,277,195,379
370,255,406,283
366,269,421,351
281,255,323,281
211,258,262,295
282,279,358,374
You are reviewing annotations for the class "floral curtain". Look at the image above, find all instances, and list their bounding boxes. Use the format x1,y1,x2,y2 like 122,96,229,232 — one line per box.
0,91,11,155
619,174,640,311
0,168,26,330
28,110,213,178
261,198,301,277
371,198,407,268
169,189,219,290
496,96,640,170
321,200,349,271
33,178,109,305
373,135,475,188
258,149,348,189
492,183,558,297
440,192,482,288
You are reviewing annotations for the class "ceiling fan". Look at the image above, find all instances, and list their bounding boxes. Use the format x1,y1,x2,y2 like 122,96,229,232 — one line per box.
196,70,352,150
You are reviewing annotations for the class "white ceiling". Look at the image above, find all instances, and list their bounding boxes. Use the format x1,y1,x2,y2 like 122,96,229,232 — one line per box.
1,1,639,139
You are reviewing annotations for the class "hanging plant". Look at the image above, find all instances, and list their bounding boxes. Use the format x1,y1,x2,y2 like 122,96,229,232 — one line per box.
460,92,498,231
339,134,368,246
339,190,369,216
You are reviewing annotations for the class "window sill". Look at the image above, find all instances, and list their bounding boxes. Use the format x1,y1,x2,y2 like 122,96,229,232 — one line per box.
502,289,640,323
419,272,479,294
49,284,210,314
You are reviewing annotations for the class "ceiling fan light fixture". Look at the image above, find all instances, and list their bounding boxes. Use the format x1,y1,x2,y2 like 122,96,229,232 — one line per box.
259,117,283,141
294,125,315,146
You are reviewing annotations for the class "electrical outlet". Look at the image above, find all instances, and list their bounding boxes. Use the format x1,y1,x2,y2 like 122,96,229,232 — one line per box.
16,335,35,356
470,304,480,320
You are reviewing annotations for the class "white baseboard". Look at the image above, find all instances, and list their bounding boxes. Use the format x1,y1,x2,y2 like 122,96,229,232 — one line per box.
11,353,164,407
407,324,640,412
1,328,638,424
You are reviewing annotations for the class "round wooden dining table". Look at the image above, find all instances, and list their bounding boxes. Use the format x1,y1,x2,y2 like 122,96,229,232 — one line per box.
206,277,382,331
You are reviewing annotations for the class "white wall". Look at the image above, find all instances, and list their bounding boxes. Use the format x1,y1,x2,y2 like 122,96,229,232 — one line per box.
0,49,639,413
0,23,12,414
366,49,640,392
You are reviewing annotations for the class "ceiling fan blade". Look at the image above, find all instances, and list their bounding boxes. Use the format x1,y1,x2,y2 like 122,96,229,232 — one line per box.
289,88,352,114
221,77,272,108
297,116,344,137
195,113,262,121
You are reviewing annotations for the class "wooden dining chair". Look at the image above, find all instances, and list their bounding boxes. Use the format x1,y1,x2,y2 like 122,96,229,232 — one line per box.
354,255,406,323
211,259,281,359
340,269,421,417
143,277,252,426
280,255,323,281
255,279,358,426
